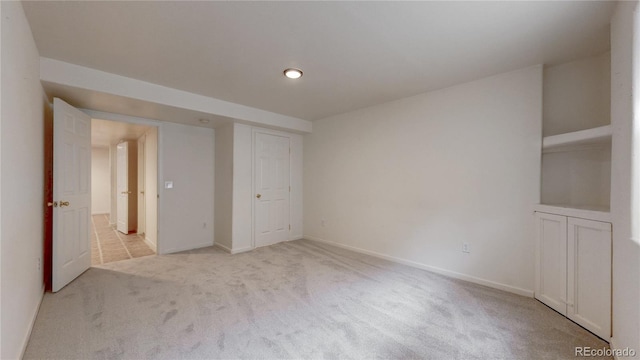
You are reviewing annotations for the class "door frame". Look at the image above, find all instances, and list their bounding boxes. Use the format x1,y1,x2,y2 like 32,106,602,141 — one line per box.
83,109,164,253
251,127,293,249
44,106,163,290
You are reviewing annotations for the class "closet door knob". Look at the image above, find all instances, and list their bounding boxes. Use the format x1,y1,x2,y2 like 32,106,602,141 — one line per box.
256,194,262,199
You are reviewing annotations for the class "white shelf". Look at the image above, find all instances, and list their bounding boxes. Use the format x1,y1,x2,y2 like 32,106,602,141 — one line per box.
542,125,611,153
534,204,611,223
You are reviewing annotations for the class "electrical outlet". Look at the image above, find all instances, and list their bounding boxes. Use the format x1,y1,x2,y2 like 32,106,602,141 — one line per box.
37,257,41,271
203,222,207,229
462,243,470,253
321,219,326,227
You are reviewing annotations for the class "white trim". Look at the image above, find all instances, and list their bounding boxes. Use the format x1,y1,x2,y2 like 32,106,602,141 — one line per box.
542,125,611,151
229,246,254,254
81,109,164,256
304,235,534,298
20,285,45,359
534,204,611,222
214,242,232,253
162,241,213,255
215,242,254,254
143,236,157,253
610,337,618,359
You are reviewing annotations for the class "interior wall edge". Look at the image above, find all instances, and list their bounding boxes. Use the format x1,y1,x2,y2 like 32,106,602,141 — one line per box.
143,237,157,253
18,285,44,360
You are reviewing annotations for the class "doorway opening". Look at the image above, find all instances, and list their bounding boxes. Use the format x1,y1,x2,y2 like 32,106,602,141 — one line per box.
90,119,158,266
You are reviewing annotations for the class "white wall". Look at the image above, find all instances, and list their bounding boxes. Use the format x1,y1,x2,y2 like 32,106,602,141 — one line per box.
543,52,611,137
304,66,543,296
541,53,612,210
610,0,640,355
290,133,304,240
541,146,611,209
158,122,215,254
0,3,3,356
231,124,253,252
0,2,45,358
144,127,158,249
214,124,233,250
91,147,110,214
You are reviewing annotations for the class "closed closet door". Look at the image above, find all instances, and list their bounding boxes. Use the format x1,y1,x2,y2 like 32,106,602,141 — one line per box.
254,132,290,247
567,217,611,340
535,212,568,315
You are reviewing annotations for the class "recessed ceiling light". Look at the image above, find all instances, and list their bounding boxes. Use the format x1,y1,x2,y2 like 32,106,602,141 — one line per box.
283,68,303,79
199,118,210,124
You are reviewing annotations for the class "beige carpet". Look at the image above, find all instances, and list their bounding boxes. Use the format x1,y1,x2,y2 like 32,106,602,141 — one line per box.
91,214,155,265
25,239,609,359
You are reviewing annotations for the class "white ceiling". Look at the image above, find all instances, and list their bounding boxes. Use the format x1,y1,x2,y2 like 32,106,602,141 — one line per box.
23,1,614,122
92,118,150,148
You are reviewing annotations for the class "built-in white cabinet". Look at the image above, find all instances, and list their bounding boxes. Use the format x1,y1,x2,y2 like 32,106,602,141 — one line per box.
535,212,611,340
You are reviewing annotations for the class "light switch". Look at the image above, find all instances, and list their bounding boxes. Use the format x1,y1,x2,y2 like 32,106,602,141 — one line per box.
164,181,174,189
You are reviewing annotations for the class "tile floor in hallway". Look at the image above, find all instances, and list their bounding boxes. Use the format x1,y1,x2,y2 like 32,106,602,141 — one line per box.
91,214,155,265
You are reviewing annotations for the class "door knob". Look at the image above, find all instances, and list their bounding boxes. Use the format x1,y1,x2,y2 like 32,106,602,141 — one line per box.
121,191,131,195
256,194,261,199
59,201,70,207
47,201,58,208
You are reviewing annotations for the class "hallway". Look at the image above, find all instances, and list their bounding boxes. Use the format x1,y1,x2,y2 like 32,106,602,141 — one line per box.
90,214,155,265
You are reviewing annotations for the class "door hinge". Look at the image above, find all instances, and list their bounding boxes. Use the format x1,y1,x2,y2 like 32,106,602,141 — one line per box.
289,224,291,231
289,186,291,192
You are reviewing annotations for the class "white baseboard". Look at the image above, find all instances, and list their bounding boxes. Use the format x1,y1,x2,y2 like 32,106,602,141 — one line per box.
304,235,534,298
161,241,213,255
143,236,157,253
213,243,254,254
607,338,636,360
610,337,618,359
20,285,45,359
214,242,232,253
230,246,254,254
289,234,303,241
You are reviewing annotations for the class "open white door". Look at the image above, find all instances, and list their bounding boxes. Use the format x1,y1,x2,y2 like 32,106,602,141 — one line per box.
254,132,290,247
52,98,92,292
116,142,129,233
137,136,146,235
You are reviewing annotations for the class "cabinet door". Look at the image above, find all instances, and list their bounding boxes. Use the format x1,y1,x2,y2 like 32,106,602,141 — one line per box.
535,212,568,315
567,217,611,340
